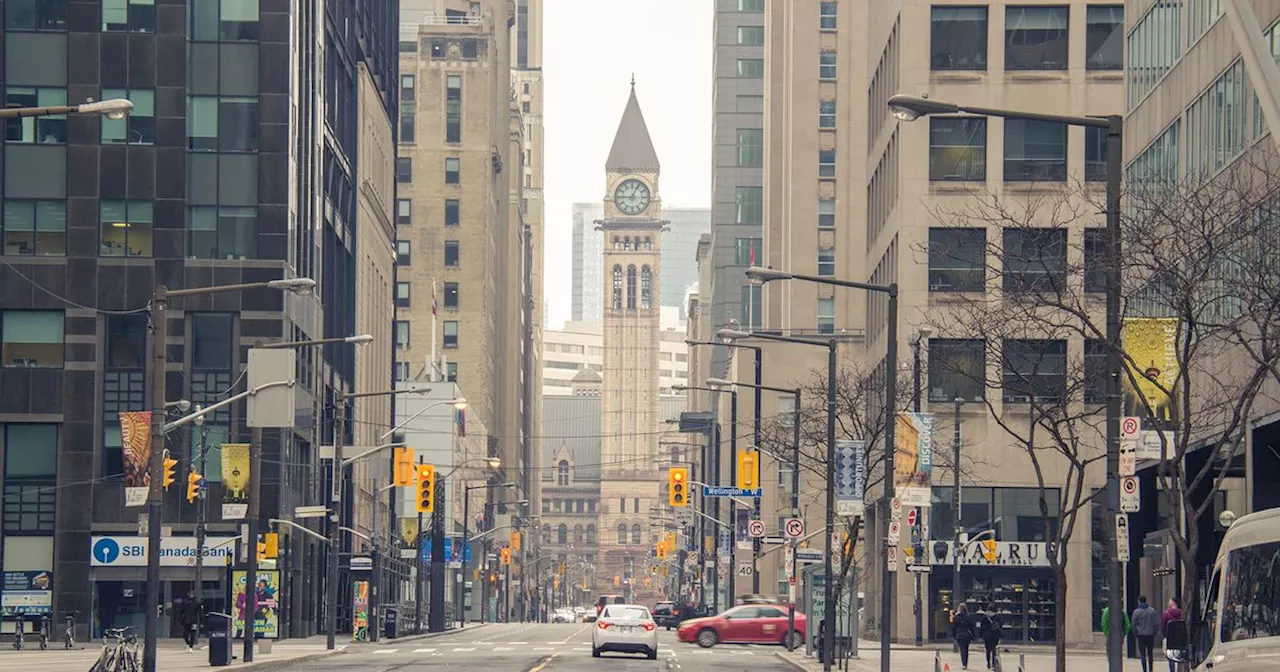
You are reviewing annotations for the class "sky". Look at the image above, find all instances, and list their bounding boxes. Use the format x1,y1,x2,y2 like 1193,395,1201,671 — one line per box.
541,0,713,330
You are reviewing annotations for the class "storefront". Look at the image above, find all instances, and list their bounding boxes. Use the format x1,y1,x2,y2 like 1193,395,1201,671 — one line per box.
926,541,1057,643
88,535,234,638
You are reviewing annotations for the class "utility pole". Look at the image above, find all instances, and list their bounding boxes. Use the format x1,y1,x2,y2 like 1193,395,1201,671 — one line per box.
326,394,346,650
142,285,169,672
952,399,964,609
429,478,446,631
751,348,762,593
727,391,737,604
192,410,209,601
243,425,264,662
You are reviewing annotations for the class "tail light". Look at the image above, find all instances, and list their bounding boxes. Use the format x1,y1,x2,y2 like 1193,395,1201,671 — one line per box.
643,623,656,632
597,621,610,630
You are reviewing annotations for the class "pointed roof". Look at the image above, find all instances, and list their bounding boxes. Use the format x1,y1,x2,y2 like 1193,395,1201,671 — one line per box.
605,77,660,173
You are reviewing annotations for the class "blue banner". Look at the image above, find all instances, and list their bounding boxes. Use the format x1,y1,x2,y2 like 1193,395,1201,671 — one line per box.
418,537,472,563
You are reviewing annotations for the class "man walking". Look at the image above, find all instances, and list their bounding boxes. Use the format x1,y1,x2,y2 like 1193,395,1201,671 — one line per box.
178,591,203,653
1132,596,1159,672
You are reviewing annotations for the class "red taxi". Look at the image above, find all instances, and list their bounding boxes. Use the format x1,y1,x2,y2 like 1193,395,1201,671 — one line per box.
676,603,806,648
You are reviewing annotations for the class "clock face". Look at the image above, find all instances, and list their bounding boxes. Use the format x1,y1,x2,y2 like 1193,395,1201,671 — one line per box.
614,179,651,215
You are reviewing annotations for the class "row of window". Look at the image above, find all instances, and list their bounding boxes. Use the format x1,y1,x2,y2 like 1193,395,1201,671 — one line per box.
393,360,458,382
931,5,1123,72
609,264,654,312
2,201,257,260
393,314,461,349
397,157,460,184
6,0,259,39
398,74,463,145
541,523,600,546
928,337,1107,404
541,498,598,514
928,117,1110,182
927,227,1106,293
396,198,460,227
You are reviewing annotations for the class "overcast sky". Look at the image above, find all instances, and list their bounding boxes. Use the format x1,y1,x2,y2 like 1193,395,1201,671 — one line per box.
541,0,713,330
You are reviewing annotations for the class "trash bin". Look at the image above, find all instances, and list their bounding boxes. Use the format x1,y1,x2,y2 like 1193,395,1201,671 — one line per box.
384,607,399,639
206,613,232,667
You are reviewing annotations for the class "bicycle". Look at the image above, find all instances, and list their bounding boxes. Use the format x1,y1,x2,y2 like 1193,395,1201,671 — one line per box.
89,627,139,672
37,613,49,650
63,611,78,649
11,615,24,651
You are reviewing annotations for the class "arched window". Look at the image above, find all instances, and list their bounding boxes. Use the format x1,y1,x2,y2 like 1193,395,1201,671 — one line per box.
631,524,642,545
623,237,632,250
612,236,619,249
611,265,623,311
644,237,652,250
626,265,637,310
617,523,628,544
586,524,597,544
557,524,568,545
640,265,652,310
557,460,570,486
541,524,550,545
574,524,584,543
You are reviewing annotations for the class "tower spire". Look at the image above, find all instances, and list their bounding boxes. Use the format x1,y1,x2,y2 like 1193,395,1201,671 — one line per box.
606,82,660,173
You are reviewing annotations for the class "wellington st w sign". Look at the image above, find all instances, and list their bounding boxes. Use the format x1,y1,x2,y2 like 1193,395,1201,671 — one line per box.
930,541,1054,568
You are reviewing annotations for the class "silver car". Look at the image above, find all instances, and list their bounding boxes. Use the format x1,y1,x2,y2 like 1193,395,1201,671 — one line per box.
591,604,658,660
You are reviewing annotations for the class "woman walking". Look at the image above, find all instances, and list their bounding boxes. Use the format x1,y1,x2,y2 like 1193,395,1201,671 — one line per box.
953,602,976,671
978,603,1002,670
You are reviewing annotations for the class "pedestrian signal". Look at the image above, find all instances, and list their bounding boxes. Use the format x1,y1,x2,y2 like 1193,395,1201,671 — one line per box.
416,464,436,513
393,447,415,487
668,467,689,507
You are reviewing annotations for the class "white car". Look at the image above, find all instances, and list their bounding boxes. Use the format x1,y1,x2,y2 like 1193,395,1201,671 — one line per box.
592,603,658,660
551,608,574,623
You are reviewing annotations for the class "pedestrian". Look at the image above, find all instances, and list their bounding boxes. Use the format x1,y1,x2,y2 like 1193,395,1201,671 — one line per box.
178,591,202,653
1101,604,1130,641
1161,597,1184,672
978,603,1002,670
952,602,976,670
1132,596,1159,672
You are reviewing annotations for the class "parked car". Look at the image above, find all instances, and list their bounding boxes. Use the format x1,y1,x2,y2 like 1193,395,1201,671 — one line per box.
592,604,658,660
677,604,806,649
651,602,678,629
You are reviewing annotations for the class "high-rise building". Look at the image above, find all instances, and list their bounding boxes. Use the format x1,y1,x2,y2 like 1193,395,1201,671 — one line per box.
570,203,709,321
0,0,398,641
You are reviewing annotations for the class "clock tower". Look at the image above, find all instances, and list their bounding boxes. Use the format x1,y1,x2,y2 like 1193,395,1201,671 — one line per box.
595,79,666,602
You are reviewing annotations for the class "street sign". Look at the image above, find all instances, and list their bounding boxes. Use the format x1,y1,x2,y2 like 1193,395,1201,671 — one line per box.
1120,476,1141,513
1119,442,1137,477
887,546,898,572
906,508,918,528
890,497,903,521
350,556,373,571
294,505,328,519
906,564,933,573
835,440,866,516
796,549,823,563
747,519,765,538
1121,416,1141,440
702,486,763,498
1116,514,1131,562
887,520,901,546
737,564,754,577
675,508,694,526
785,518,805,538
762,536,786,546
785,552,795,578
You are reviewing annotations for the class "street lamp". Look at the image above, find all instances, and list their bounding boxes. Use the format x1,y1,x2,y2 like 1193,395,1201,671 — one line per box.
461,481,516,628
0,97,134,120
140,278,314,672
671,383,726,612
888,92,1124,672
704,380,741,605
908,328,931,648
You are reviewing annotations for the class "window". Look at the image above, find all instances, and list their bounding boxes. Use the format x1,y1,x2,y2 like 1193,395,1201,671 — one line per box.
586,524,597,543
574,525,584,543
819,149,836,178
737,129,763,166
931,6,988,70
542,500,551,514
632,524,642,544
737,26,764,45
634,498,640,513
400,74,415,102
611,265,623,311
394,321,409,349
930,117,987,181
1083,228,1107,293
1083,339,1107,404
106,314,146,369
395,282,410,307
734,238,762,266
189,0,260,41
1004,119,1067,181
1219,541,1280,642
187,206,256,259
445,199,460,227
444,241,459,266
396,199,411,226
1085,6,1124,70
817,298,835,335
816,198,836,228
737,58,764,77
397,158,412,183
3,425,57,533
100,200,153,257
819,51,837,79
819,100,836,129
619,498,626,514
4,88,66,144
443,282,459,309
460,38,479,59
929,339,984,402
1003,228,1067,291
396,240,410,265
187,96,258,151
735,187,763,225
1126,1,1183,107
400,100,415,143
191,314,232,370
641,266,652,310
819,1,837,29
617,524,627,544
2,201,65,256
446,75,462,143
1002,339,1067,403
557,525,567,545
740,286,762,329
1084,126,1108,181
928,228,985,292
1186,60,1247,177
1005,6,1069,70
557,460,570,485
443,321,458,348
818,247,836,276
102,89,154,145
5,0,67,30
626,265,637,310
428,38,446,58
2,311,64,368
446,362,458,382
445,158,460,184
739,0,764,11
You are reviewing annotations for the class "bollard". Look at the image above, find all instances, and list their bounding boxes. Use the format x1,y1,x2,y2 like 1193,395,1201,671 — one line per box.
1018,653,1025,672
935,648,942,672
993,649,1003,672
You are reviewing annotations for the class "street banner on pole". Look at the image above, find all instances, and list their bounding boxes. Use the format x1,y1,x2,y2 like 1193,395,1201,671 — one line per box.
894,413,934,506
835,440,866,516
352,581,369,641
1122,318,1179,439
221,443,250,519
119,411,152,507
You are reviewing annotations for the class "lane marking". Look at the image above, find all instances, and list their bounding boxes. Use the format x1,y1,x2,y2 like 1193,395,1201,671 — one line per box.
413,648,437,653
559,623,590,644
526,652,558,672
373,649,397,654
452,646,477,652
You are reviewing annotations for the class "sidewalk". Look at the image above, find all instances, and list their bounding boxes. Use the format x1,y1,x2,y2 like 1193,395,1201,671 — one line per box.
776,641,1147,672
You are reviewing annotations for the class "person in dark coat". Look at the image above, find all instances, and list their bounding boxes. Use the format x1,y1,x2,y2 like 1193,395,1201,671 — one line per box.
1132,596,1160,672
178,592,203,652
978,603,1002,670
952,602,976,670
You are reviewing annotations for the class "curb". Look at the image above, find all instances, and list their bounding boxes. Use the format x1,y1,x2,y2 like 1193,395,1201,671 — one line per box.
774,652,819,672
374,622,490,645
231,649,343,671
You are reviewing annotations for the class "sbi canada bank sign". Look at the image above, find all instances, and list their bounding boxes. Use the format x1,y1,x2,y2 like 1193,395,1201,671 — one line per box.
90,536,236,567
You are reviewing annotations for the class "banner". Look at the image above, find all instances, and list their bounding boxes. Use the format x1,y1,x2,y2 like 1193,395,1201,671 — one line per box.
232,569,280,639
119,411,151,506
894,413,934,507
352,581,369,642
221,443,250,519
835,440,866,516
1122,318,1179,428
399,517,419,547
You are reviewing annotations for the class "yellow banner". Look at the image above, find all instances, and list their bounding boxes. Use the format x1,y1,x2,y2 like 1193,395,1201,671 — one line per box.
118,411,152,487
399,517,419,546
1122,318,1178,424
221,444,250,518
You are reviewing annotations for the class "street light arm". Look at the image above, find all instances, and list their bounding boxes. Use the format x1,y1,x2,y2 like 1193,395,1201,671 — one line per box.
162,380,295,433
258,335,374,349
166,278,316,299
745,266,893,294
379,397,466,441
344,386,430,402
339,526,372,543
270,519,330,544
886,93,1111,128
339,441,405,468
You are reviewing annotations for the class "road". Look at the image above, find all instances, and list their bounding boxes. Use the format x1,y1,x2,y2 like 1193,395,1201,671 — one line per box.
300,622,787,672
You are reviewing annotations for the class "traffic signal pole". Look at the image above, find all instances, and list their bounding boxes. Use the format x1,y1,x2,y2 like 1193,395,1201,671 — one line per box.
243,425,263,662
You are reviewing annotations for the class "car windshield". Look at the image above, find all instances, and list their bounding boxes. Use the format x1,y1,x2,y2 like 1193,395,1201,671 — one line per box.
603,605,651,621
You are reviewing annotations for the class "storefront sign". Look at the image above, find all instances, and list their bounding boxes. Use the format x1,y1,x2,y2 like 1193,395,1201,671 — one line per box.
1,571,52,615
233,570,280,639
929,541,1054,567
89,536,236,567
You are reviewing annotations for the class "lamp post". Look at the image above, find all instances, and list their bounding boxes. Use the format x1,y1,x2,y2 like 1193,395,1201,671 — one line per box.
460,479,513,628
908,329,931,648
672,384,727,612
888,93,1124,671
141,278,315,672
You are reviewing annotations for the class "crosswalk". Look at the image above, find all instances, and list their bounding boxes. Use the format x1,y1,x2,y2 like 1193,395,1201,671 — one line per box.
363,641,767,657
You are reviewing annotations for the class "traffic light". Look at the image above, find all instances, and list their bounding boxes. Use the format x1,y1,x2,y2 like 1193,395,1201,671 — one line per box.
668,467,689,507
981,538,998,563
162,451,178,490
665,531,676,552
393,447,415,487
415,464,436,513
186,470,203,503
256,538,267,562
656,541,667,560
263,532,279,559
509,531,521,551
737,450,759,490
500,547,512,565
613,575,620,587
